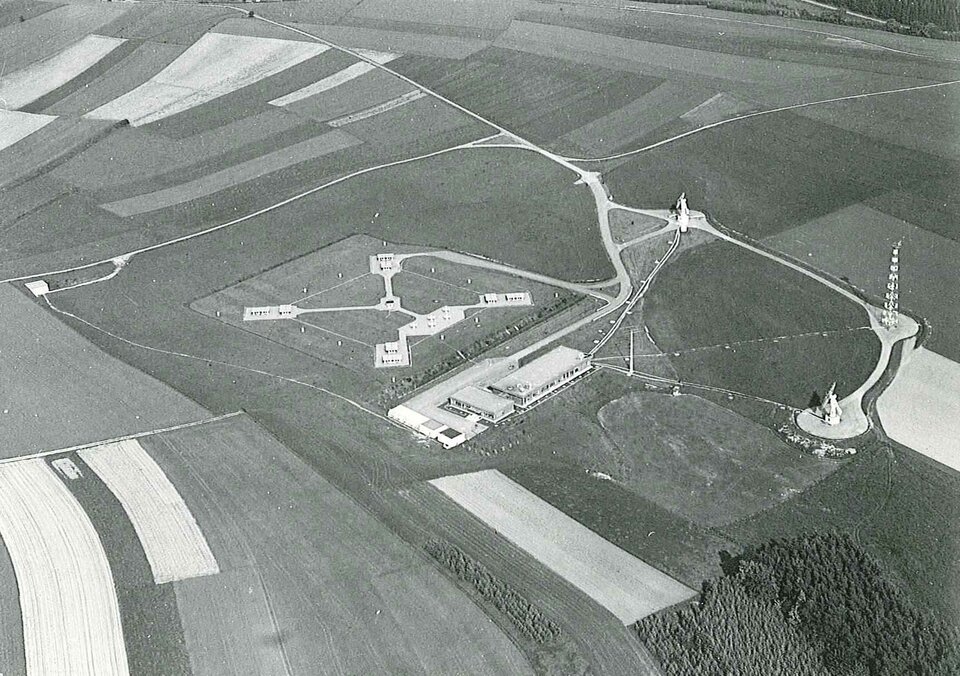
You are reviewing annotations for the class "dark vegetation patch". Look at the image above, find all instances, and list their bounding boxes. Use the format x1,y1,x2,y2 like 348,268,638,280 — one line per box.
603,112,952,240
726,440,960,623
638,534,960,675
425,539,563,644
57,453,192,676
393,48,661,145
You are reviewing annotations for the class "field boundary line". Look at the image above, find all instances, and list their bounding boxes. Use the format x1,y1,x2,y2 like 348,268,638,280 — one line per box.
0,411,245,466
567,78,960,162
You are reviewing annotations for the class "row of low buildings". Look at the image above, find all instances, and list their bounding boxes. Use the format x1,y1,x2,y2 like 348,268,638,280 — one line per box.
390,346,592,447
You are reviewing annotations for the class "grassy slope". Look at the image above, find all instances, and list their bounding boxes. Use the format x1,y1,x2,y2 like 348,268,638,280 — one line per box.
644,239,880,406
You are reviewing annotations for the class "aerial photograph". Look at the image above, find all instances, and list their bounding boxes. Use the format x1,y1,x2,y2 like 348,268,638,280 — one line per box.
0,0,957,672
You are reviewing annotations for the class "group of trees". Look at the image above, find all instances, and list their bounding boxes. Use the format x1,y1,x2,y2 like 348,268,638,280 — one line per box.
424,539,563,645
638,533,960,675
836,0,960,31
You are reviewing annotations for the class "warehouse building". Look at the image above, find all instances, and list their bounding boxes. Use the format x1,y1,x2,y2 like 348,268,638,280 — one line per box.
447,386,515,423
489,346,591,407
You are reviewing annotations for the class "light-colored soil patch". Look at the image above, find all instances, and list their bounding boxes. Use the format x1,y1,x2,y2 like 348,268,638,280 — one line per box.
87,33,327,126
283,67,414,123
0,459,127,675
0,4,130,73
0,34,126,110
0,285,207,458
79,439,219,584
680,91,757,126
101,129,361,216
269,51,399,107
0,109,55,151
44,41,187,116
878,347,960,473
430,469,696,624
598,392,837,526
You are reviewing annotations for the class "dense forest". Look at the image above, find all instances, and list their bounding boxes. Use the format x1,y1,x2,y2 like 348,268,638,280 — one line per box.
638,534,960,675
837,0,960,32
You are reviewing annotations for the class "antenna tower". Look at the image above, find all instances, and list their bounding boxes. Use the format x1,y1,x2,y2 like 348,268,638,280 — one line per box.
881,240,901,330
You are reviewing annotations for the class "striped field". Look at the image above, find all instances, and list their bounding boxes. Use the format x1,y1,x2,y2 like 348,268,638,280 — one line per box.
0,459,128,675
79,439,218,584
430,470,697,624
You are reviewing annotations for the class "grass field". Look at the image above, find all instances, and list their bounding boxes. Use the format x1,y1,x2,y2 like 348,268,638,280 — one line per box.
597,391,839,525
726,437,960,623
139,415,532,675
766,203,960,362
602,112,954,241
0,525,25,676
644,239,880,406
0,285,207,458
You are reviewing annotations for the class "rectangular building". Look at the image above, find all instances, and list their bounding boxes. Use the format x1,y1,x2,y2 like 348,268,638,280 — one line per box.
489,346,590,407
448,386,515,423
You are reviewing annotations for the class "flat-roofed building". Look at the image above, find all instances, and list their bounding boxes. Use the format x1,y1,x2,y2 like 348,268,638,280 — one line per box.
448,386,515,423
490,346,591,407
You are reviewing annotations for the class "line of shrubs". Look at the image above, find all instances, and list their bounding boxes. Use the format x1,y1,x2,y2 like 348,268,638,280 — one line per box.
381,291,582,407
425,539,563,645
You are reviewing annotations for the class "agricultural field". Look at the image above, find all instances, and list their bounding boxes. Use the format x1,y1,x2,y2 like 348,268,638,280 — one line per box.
0,459,127,675
643,239,881,407
0,285,206,458
138,415,532,675
431,469,697,623
877,347,960,473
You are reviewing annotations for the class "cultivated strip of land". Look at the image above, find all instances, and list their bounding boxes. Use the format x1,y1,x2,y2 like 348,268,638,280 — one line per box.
0,34,126,109
0,459,128,675
430,469,697,624
86,33,326,125
100,130,361,216
268,50,399,107
79,439,219,583
0,109,56,152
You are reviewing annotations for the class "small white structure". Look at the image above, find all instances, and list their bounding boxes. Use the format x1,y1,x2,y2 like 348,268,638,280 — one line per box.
821,382,842,426
243,304,298,321
387,405,467,448
673,192,690,233
24,280,49,297
376,253,395,270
